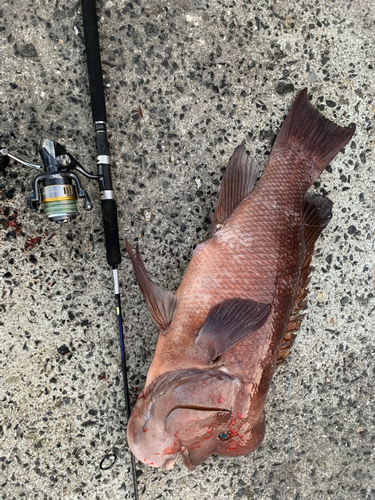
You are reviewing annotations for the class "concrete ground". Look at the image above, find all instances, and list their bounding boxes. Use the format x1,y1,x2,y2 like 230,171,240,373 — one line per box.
0,0,374,499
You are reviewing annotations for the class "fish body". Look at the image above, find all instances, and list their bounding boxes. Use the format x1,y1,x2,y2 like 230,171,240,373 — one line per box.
126,89,355,470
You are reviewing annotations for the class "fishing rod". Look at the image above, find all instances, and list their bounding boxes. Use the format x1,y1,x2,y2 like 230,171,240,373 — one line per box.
0,2,139,498
80,0,139,498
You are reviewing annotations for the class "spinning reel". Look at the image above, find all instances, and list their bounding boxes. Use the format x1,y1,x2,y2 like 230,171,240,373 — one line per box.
0,139,101,223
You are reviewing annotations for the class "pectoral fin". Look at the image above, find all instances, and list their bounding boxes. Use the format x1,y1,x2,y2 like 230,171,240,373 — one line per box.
195,298,271,362
125,240,177,333
212,145,259,234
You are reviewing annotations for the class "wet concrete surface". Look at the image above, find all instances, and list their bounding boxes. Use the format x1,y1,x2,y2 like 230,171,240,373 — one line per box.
0,0,374,499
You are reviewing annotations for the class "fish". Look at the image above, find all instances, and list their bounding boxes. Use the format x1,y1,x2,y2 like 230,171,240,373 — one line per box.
125,88,355,470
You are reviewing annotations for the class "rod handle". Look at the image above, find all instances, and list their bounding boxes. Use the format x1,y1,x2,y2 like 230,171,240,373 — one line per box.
101,199,121,266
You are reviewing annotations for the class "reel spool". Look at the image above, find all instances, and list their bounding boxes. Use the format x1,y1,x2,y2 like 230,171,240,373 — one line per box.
1,139,100,224
39,141,80,222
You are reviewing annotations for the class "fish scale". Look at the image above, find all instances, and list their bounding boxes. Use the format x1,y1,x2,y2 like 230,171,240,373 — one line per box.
152,156,307,383
126,89,355,470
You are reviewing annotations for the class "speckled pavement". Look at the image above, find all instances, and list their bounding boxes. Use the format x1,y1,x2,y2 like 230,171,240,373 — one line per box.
0,1,374,499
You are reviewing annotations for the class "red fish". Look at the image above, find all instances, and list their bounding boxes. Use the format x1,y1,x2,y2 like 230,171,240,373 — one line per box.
125,89,355,470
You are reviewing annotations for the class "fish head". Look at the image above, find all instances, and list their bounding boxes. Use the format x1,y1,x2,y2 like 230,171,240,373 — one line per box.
127,369,265,470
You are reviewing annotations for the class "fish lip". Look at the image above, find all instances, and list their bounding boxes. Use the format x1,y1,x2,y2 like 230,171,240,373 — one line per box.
161,448,195,470
141,368,240,404
162,453,179,470
180,447,195,470
180,447,211,471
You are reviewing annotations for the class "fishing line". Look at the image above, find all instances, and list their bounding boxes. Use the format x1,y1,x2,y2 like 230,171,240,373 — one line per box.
281,336,298,500
98,317,117,471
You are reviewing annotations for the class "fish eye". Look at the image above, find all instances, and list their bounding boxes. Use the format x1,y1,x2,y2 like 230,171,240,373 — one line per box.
219,431,230,441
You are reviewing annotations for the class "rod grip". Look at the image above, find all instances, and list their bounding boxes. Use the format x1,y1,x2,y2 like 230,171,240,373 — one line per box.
101,199,121,266
81,0,107,123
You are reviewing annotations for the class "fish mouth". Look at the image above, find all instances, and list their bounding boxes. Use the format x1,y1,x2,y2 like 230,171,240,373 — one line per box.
161,445,204,471
181,447,194,470
163,453,179,470
164,404,232,471
179,446,212,471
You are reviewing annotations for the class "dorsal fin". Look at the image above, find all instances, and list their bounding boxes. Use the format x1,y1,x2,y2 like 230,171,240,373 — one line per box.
212,145,259,235
125,240,177,334
277,195,333,366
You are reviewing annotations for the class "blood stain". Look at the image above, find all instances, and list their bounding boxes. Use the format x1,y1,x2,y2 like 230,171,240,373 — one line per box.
7,213,22,234
25,237,41,249
162,446,177,455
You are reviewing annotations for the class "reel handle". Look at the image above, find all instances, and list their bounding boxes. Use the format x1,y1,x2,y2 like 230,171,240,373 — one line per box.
0,148,43,171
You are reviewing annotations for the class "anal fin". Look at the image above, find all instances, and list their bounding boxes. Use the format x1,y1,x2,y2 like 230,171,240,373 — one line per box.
277,195,333,366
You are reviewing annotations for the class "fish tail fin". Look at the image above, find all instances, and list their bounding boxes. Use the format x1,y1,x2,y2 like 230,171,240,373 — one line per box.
274,88,355,177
